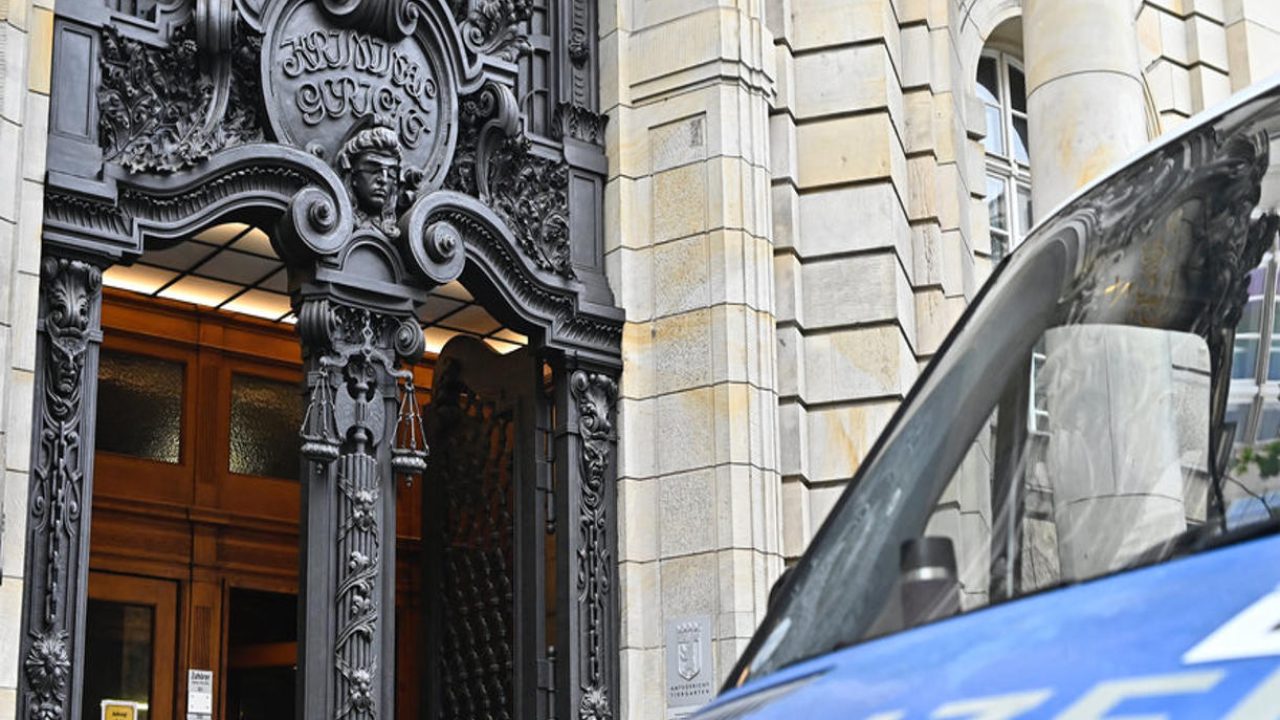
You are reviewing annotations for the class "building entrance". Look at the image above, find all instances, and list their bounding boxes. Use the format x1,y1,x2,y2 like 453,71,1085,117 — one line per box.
80,290,551,719
23,4,622,719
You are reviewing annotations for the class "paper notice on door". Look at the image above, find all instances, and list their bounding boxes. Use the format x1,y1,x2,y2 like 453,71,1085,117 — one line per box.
188,668,214,718
101,700,137,720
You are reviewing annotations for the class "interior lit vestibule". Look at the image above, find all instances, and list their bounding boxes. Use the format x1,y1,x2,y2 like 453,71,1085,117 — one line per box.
86,220,556,720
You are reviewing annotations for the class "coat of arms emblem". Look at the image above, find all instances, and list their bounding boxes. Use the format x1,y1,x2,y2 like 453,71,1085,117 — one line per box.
676,621,703,681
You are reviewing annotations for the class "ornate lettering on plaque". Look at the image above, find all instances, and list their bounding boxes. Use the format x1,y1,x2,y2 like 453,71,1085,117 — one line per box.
282,30,437,148
263,0,456,188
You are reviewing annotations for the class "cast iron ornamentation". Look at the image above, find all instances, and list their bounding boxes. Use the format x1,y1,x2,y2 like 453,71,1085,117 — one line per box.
298,299,428,720
554,103,607,146
450,0,533,62
414,194,622,355
20,258,101,720
1059,128,1274,341
98,22,264,174
447,85,574,278
426,355,518,720
98,25,217,173
42,2,622,719
335,118,422,238
318,0,420,40
487,142,572,278
570,370,618,720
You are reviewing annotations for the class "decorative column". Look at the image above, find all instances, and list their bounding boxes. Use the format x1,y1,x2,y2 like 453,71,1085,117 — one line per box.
557,364,620,720
295,299,428,720
18,256,104,720
1024,0,1152,215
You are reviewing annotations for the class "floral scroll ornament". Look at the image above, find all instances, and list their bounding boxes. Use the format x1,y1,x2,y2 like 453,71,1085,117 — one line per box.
572,371,618,496
22,258,100,720
24,631,70,720
570,370,618,720
451,0,534,62
97,22,263,174
579,685,612,720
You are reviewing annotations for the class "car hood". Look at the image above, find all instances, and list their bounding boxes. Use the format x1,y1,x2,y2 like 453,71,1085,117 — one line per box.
697,535,1280,719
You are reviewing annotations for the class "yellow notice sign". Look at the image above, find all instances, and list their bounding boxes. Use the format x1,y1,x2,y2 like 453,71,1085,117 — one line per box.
101,701,137,720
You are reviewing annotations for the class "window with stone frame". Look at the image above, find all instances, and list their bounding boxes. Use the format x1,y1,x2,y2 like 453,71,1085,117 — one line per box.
978,49,1032,264
978,43,1043,434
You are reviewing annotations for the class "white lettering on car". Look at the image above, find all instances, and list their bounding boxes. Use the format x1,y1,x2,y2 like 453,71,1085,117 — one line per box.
1055,671,1224,719
848,587,1280,720
930,690,1052,720
1184,585,1280,665
1225,666,1280,720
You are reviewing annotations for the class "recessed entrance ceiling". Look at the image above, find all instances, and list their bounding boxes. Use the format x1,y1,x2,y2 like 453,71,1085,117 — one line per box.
103,222,528,354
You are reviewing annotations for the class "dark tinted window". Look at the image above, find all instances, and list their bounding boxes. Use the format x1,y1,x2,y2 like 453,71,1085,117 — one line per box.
97,350,184,464
229,373,302,479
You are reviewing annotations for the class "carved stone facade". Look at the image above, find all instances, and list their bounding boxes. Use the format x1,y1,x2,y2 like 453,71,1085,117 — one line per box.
570,370,618,720
19,258,102,720
8,1,621,720
296,299,428,720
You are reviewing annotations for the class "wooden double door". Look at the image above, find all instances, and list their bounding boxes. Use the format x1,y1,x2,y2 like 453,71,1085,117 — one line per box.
83,292,549,720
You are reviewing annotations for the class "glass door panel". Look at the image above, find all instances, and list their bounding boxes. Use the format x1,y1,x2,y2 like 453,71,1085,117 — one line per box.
82,573,177,720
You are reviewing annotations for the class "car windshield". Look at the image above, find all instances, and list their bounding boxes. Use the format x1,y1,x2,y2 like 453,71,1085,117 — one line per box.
730,82,1280,688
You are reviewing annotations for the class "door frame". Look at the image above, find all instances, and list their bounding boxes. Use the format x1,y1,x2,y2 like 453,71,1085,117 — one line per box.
86,571,179,720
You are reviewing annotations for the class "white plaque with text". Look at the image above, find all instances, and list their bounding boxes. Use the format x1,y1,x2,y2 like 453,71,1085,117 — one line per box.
665,615,715,716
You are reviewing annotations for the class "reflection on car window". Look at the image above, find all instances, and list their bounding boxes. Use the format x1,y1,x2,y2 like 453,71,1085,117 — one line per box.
731,89,1280,689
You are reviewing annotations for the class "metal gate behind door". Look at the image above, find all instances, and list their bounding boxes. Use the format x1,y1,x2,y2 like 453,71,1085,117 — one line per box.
422,337,547,720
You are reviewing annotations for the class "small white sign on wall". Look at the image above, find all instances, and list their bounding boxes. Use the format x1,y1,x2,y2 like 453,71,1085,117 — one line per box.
187,668,214,720
666,615,715,717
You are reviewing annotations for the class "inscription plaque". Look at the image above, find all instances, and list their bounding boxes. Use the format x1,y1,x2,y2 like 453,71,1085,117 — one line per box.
666,615,715,716
263,0,456,186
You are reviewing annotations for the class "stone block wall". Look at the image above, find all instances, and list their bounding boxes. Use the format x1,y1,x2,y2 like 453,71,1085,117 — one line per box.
0,0,53,717
599,1,785,715
1137,0,1280,133
768,0,990,563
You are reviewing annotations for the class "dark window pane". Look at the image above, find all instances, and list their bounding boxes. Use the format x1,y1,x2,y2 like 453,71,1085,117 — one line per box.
977,56,999,104
227,588,297,646
1224,403,1251,445
229,373,303,479
991,230,1010,264
1269,339,1280,381
226,589,297,720
1009,65,1027,113
97,350,184,463
83,600,154,720
1012,115,1030,165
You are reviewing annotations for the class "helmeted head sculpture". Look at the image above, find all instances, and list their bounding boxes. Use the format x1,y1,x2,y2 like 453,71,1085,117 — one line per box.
338,118,404,237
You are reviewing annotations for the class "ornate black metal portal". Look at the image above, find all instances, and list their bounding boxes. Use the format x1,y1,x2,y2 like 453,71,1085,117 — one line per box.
25,2,621,720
